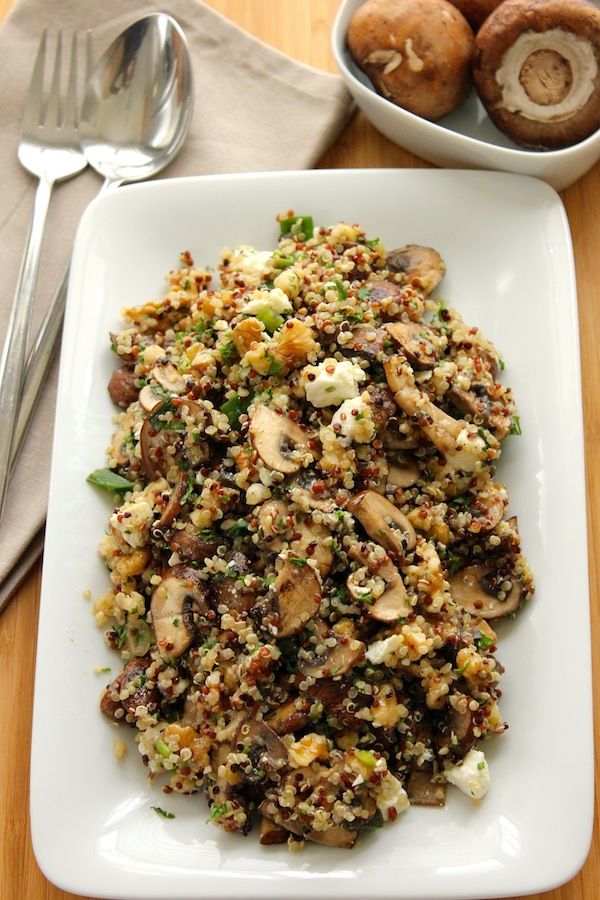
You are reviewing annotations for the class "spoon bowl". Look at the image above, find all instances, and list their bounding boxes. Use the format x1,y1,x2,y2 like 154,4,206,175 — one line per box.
80,13,193,183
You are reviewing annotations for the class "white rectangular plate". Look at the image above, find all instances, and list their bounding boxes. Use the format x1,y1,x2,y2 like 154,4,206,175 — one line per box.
32,170,593,900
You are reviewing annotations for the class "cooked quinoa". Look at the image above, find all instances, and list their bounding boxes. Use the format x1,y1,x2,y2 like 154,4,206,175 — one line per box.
92,212,534,848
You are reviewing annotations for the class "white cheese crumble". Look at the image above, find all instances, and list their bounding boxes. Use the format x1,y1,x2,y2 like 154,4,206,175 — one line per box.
366,634,400,666
444,747,490,800
375,772,410,820
229,246,273,277
110,499,154,548
304,358,366,408
446,425,486,473
331,395,373,442
242,287,292,316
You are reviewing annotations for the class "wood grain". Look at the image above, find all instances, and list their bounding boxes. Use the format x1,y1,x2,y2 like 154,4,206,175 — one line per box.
0,1,597,899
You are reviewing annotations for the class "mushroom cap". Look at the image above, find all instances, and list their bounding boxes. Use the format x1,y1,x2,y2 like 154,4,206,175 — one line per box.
385,321,439,369
348,0,475,121
249,406,315,474
348,489,417,560
386,244,446,296
448,0,503,31
273,560,322,637
473,0,600,149
151,566,211,657
449,563,524,618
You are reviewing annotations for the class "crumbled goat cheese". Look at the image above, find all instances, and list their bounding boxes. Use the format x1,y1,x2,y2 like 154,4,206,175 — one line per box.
375,772,410,820
230,246,273,277
242,287,292,316
110,499,154,548
445,425,486,473
444,747,490,800
331,395,374,442
304,358,366,408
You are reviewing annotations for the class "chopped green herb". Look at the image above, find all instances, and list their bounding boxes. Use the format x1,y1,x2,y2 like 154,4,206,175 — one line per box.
172,618,180,627
510,415,522,436
219,341,238,365
208,802,229,822
194,320,207,335
289,557,307,567
279,214,314,241
221,392,252,428
151,806,175,819
362,808,384,829
181,474,197,506
155,738,171,759
476,634,495,651
87,468,134,493
99,667,112,673
499,357,505,371
183,279,191,290
477,761,486,770
267,358,284,377
357,286,372,303
226,520,250,538
330,277,348,301
115,624,127,649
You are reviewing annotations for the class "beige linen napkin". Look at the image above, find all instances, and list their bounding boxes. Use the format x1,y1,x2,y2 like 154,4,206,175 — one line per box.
0,0,353,610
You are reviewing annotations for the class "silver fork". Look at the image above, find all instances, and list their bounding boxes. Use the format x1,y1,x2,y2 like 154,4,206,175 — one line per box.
0,31,87,517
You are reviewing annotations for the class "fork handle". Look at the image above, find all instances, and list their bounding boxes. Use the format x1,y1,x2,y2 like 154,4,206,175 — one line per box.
0,176,54,516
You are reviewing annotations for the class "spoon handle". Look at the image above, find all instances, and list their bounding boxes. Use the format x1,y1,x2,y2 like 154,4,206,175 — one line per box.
10,177,120,476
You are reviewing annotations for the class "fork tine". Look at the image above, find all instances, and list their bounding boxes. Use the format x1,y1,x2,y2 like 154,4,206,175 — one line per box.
22,30,47,130
63,32,78,128
85,29,94,85
45,30,63,127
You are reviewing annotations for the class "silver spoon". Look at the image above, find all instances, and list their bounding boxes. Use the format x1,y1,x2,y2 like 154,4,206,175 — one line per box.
10,13,193,471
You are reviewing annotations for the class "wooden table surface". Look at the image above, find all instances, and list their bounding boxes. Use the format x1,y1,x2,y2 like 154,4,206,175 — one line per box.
0,1,598,898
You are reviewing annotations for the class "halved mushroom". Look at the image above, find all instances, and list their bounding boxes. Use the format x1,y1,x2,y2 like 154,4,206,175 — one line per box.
387,458,419,489
384,356,463,454
139,384,166,413
406,769,446,807
100,655,160,722
214,552,257,614
154,473,187,530
361,278,406,304
249,407,316,475
348,489,416,559
349,543,412,622
151,361,187,394
235,718,288,776
260,816,288,845
448,384,513,439
307,825,358,848
342,325,388,361
367,384,397,433
449,563,523,619
273,560,322,637
168,531,220,564
267,695,312,735
385,322,439,369
386,245,445,296
111,409,136,466
298,620,365,679
151,565,211,657
108,365,138,407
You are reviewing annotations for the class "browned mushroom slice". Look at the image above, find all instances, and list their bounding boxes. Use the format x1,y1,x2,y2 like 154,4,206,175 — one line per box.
260,817,288,845
385,322,439,369
169,531,219,564
437,706,475,760
108,365,139,407
362,279,405,304
298,620,365,679
111,409,136,466
154,473,187,530
387,458,419,489
307,826,358,848
249,406,316,475
151,566,211,657
235,718,288,779
214,552,257,613
139,384,166,413
348,490,416,559
449,564,523,619
406,770,446,807
343,325,388,360
349,544,412,622
386,245,445,296
273,560,322,637
100,656,160,722
151,361,187,394
267,696,311,735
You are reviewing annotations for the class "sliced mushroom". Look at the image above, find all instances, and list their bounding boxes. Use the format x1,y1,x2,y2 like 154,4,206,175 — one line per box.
108,365,139,407
307,825,358,848
349,543,412,622
385,322,439,369
298,620,365,679
151,565,211,657
274,560,322,637
100,656,160,722
234,717,288,779
214,552,257,614
111,409,136,466
361,278,406,304
348,489,416,559
260,816,288,845
384,356,463,454
436,707,475,760
291,522,334,578
154,473,187,530
386,245,445,296
387,459,419,489
406,770,446,807
151,361,187,394
267,695,312,735
168,531,220,564
249,407,316,475
139,384,166,413
367,384,396,433
449,563,523,619
342,325,388,360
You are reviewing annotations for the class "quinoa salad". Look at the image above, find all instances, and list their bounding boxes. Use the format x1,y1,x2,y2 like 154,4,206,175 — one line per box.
91,212,534,850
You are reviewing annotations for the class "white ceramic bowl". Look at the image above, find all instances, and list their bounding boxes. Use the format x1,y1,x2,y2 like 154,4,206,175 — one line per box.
332,0,600,191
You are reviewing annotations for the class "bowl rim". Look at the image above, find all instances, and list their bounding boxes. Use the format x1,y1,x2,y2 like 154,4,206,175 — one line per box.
332,0,600,162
